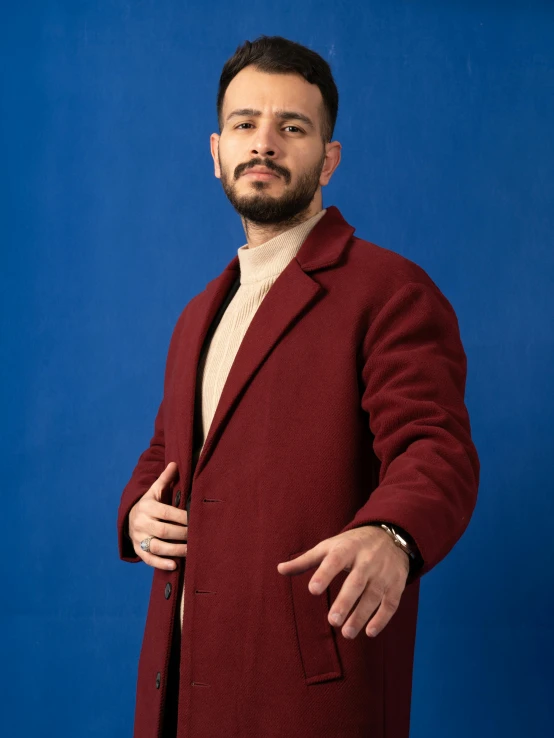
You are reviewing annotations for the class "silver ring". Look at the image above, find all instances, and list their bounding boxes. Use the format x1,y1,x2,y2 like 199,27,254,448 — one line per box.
140,536,154,553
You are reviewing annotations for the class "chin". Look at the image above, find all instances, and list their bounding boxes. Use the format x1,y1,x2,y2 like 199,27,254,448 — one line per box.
241,179,282,190
238,185,281,200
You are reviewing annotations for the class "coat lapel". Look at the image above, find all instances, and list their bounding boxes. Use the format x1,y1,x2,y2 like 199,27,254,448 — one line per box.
172,265,239,487
175,205,356,484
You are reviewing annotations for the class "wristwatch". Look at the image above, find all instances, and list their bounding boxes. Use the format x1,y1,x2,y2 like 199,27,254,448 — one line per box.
378,523,416,561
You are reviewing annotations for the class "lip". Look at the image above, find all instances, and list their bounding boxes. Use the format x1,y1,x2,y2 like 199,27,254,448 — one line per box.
243,167,280,179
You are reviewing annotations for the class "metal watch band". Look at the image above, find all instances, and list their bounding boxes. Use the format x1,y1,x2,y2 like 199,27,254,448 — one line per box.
380,523,416,560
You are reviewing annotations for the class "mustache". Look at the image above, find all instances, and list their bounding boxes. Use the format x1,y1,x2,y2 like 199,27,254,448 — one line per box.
234,158,291,183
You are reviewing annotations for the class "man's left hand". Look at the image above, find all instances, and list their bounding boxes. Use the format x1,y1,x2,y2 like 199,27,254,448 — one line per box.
277,526,410,640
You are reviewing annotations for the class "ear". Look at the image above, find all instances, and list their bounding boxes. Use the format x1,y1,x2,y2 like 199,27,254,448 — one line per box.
210,133,221,179
319,140,342,187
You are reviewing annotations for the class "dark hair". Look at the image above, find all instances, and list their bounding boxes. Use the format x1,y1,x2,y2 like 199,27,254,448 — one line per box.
217,35,339,143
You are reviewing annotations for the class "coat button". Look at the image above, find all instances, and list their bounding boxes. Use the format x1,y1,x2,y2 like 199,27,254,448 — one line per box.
175,489,181,506
155,672,161,689
165,582,172,599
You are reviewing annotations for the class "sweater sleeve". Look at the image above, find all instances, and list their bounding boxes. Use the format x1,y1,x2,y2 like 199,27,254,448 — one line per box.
339,281,480,585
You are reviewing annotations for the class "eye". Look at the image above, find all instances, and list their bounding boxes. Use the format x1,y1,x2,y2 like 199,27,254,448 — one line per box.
234,123,304,133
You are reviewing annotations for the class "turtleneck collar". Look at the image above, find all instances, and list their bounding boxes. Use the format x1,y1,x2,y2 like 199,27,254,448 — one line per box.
237,209,327,285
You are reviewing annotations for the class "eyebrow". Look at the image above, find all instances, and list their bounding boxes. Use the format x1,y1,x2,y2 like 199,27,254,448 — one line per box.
225,108,315,129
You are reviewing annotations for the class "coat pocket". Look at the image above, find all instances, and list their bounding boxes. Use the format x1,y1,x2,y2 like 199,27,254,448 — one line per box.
288,550,343,685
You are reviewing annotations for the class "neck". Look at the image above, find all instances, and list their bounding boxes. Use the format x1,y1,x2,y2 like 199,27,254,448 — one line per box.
241,197,323,249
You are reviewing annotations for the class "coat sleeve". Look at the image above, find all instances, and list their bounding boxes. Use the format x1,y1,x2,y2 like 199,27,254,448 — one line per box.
339,280,480,584
116,397,166,563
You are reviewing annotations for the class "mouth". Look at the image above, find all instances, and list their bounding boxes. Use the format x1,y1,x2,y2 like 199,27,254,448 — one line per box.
242,168,280,180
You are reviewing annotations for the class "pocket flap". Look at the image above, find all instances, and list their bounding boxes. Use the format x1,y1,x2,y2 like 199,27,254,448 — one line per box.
288,550,343,685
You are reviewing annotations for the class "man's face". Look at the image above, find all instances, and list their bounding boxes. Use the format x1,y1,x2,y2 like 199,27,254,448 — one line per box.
211,66,341,225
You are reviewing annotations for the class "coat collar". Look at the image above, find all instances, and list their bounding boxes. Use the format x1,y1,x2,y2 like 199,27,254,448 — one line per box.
220,204,356,275
174,205,356,484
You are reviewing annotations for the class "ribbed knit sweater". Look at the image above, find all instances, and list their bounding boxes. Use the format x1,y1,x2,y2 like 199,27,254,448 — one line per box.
179,207,327,628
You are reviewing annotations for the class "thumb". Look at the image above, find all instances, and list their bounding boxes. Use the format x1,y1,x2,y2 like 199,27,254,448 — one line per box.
147,461,179,501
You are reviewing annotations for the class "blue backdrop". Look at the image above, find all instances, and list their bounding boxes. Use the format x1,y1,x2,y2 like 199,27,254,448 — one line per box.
2,1,553,736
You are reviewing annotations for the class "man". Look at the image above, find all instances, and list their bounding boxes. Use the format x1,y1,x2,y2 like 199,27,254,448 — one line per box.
117,35,480,738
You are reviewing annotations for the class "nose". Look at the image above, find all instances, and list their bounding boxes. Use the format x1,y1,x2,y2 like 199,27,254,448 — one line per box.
250,121,282,159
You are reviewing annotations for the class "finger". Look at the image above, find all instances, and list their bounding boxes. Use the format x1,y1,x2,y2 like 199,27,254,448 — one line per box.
363,585,403,638
134,543,178,571
326,563,377,627
151,519,189,542
306,543,354,594
332,576,386,637
146,498,188,527
129,509,187,548
148,538,188,559
276,542,328,577
146,462,179,500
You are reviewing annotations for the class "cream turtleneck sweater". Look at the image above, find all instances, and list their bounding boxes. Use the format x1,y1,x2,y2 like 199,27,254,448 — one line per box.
179,207,327,628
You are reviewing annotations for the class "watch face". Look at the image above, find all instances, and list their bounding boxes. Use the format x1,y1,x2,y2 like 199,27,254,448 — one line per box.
388,526,412,553
380,524,414,558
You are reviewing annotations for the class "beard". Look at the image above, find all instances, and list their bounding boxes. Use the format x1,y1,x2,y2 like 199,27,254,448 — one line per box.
218,149,326,226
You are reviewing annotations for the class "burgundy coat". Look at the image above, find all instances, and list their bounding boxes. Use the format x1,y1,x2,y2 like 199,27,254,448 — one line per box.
117,205,480,738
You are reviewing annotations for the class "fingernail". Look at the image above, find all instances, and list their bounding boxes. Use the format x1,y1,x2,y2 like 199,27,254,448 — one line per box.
343,626,356,639
310,581,322,594
330,612,342,625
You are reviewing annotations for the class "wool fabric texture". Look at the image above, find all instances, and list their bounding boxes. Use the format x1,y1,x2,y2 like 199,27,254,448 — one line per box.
179,207,327,628
117,205,480,738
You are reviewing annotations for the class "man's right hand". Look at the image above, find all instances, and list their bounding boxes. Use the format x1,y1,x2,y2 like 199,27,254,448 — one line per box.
128,462,187,571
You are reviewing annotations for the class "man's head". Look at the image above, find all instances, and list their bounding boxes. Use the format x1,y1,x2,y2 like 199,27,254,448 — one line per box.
210,36,341,226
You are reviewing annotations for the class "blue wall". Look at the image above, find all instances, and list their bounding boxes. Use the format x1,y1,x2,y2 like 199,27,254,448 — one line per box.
2,1,553,735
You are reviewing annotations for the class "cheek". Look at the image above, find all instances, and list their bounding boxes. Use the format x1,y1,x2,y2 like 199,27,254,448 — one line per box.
295,145,322,170
221,137,246,163
219,144,247,178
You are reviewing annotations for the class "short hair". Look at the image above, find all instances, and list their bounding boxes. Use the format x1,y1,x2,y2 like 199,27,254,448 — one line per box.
217,35,339,143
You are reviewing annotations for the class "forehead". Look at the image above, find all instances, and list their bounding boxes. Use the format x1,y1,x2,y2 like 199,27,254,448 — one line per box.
222,66,323,125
